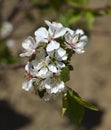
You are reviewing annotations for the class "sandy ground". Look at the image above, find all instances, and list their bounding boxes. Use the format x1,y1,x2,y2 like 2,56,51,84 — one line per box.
0,0,111,130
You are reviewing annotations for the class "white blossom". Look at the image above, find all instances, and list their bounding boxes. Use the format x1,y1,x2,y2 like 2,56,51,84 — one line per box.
44,78,65,101
46,41,67,74
22,79,34,91
20,36,39,57
65,29,88,54
44,78,65,95
34,20,67,43
45,20,67,39
20,20,89,101
25,56,52,79
6,39,15,49
0,21,13,38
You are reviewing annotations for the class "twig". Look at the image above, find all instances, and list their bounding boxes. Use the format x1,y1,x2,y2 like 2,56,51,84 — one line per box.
7,0,23,21
0,63,25,70
63,3,111,15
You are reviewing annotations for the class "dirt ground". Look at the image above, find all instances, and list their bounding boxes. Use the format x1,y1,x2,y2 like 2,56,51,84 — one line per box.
0,0,111,130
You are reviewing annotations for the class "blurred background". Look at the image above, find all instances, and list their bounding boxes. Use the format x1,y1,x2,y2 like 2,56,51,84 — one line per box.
0,0,111,130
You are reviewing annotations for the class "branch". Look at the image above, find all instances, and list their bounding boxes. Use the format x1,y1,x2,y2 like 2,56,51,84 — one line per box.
63,3,111,15
7,0,23,21
0,63,25,70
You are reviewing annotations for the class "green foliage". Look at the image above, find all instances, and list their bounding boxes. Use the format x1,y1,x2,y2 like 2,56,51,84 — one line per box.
66,0,90,6
48,0,66,10
62,87,98,124
60,66,70,82
62,90,84,124
29,0,38,6
38,89,46,98
67,87,98,111
60,9,82,26
85,12,94,29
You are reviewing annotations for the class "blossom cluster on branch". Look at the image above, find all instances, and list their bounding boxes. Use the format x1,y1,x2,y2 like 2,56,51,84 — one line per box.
20,20,88,101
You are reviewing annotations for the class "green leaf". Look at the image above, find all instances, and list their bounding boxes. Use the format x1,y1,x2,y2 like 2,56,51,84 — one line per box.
67,0,83,5
38,89,46,98
67,87,98,111
85,12,95,29
29,0,38,6
62,94,68,116
66,90,84,124
49,0,65,10
69,14,81,24
60,66,70,82
66,0,90,6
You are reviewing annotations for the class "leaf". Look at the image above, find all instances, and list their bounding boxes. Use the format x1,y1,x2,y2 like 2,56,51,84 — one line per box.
67,87,98,111
66,0,90,6
60,66,70,82
66,90,84,124
69,14,81,24
67,0,84,5
38,89,46,98
85,12,95,29
29,0,38,6
49,0,65,10
62,94,68,116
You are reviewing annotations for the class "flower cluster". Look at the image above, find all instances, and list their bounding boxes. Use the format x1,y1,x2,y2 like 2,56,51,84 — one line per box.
20,20,88,101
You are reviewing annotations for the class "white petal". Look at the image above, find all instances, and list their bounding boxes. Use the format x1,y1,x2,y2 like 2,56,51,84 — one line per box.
80,35,88,43
25,62,30,72
54,28,66,38
61,55,68,60
58,81,65,92
66,28,74,35
22,79,33,91
75,42,85,48
56,47,66,59
45,84,51,89
34,27,48,43
57,61,65,68
19,51,33,57
45,20,51,26
38,67,48,78
46,41,60,52
75,29,84,35
22,36,36,50
65,32,72,43
48,64,58,73
72,34,79,44
74,48,84,54
50,87,58,94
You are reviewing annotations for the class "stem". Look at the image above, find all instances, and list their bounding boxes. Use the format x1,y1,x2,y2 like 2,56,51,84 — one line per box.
0,63,25,70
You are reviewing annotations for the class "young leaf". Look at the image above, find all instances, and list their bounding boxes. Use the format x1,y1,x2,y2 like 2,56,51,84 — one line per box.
66,90,84,125
60,66,70,82
62,94,68,116
67,87,98,111
85,12,95,29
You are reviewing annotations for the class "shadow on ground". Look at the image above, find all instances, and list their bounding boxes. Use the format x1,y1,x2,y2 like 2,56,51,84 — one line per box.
0,100,31,130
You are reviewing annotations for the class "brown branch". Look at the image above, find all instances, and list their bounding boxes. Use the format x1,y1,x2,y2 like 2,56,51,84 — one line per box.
7,0,23,21
63,3,111,15
0,63,25,70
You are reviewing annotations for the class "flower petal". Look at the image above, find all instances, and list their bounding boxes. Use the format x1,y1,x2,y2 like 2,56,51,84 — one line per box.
48,64,58,73
22,79,33,91
34,27,48,43
46,41,60,52
37,67,48,78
